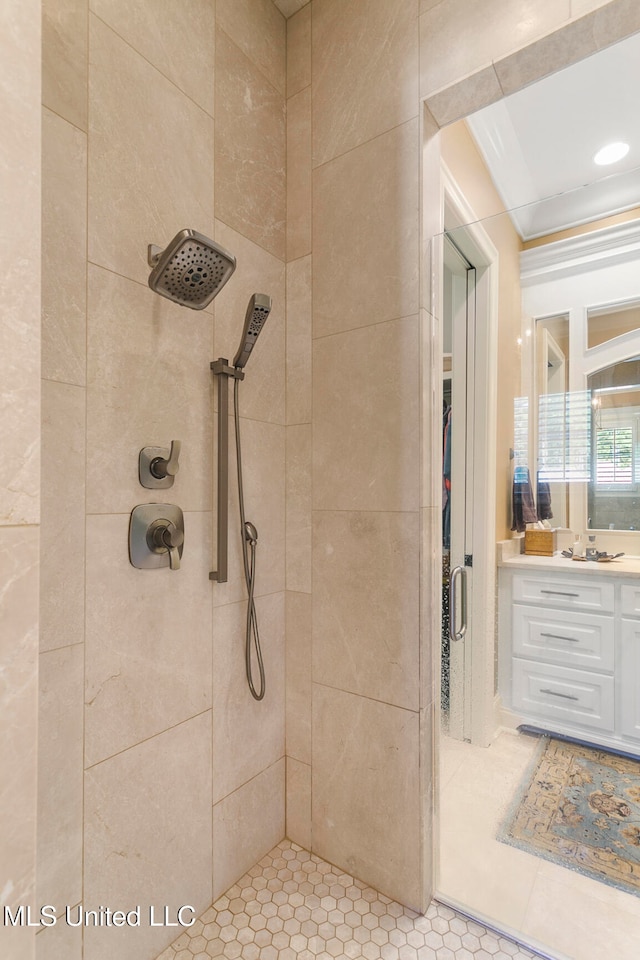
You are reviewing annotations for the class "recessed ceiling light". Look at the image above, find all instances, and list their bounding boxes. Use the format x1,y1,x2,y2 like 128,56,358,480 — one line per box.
593,141,630,165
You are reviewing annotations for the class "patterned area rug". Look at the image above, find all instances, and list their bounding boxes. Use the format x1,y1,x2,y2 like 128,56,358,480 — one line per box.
499,736,640,896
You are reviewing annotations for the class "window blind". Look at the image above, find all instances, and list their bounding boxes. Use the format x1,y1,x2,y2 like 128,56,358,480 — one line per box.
538,390,591,482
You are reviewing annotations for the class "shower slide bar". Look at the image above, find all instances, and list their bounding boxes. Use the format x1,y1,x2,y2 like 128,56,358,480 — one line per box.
209,358,244,583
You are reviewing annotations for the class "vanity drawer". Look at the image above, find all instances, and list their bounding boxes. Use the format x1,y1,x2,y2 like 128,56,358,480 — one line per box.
512,574,614,612
621,584,640,618
513,605,614,672
512,659,614,732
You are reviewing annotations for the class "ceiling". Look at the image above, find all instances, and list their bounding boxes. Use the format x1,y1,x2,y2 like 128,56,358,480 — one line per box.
466,32,640,241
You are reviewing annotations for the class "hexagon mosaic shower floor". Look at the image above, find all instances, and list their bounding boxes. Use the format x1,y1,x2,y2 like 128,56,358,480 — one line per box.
156,840,542,960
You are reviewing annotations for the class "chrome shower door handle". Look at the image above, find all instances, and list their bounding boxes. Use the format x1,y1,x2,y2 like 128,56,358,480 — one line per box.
449,565,467,643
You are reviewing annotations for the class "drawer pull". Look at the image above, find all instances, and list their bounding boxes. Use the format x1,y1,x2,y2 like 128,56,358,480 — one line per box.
540,687,579,701
540,590,579,597
540,632,579,643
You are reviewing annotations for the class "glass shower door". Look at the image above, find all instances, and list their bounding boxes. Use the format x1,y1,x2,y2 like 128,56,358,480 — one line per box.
442,234,476,742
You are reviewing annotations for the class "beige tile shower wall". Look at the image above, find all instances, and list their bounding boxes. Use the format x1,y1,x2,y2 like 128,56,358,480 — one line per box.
0,2,40,960
288,0,425,910
38,3,286,959
284,0,639,917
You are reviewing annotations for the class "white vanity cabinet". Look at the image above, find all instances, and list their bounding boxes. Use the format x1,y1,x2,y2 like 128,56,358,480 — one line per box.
620,584,640,741
499,558,640,754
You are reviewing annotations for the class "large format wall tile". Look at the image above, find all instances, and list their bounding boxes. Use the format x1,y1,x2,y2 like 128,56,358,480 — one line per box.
37,645,83,913
213,221,286,425
420,506,439,707
286,255,311,426
313,317,420,512
312,0,418,166
40,380,85,653
35,920,83,960
286,4,311,98
212,593,285,804
312,120,419,339
0,527,38,920
286,425,311,593
0,316,39,525
84,714,212,960
42,0,88,130
90,0,215,116
312,684,421,909
493,13,600,96
571,0,612,13
312,510,420,710
285,590,311,763
590,0,640,49
419,0,570,99
84,513,212,766
287,87,311,261
494,0,640,98
212,758,285,901
286,756,311,849
425,64,503,127
88,15,214,287
2,4,39,957
1,0,40,528
86,265,212,515
217,0,286,96
215,30,286,261
42,109,87,386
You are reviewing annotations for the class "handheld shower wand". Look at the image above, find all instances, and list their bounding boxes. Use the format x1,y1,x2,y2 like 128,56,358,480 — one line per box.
210,293,272,698
232,294,272,700
233,294,272,369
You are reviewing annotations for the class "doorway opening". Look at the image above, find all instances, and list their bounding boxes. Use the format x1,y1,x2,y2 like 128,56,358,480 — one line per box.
427,23,640,960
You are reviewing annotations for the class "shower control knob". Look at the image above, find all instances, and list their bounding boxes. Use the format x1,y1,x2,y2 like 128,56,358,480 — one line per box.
129,503,184,571
139,440,181,489
147,518,184,570
150,440,181,480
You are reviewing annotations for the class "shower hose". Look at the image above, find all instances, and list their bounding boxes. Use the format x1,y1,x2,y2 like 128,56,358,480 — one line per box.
233,377,266,701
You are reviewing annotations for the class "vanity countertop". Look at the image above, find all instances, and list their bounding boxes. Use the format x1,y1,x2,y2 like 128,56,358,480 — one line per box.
499,552,640,578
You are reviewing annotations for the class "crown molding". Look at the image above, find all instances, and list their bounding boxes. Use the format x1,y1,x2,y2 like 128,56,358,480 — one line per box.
520,219,640,286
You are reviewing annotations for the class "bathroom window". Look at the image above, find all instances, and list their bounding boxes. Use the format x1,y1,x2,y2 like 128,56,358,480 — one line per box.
537,389,591,482
594,423,635,486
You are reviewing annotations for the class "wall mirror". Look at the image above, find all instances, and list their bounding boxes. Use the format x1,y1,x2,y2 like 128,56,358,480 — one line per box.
588,350,640,530
465,28,640,540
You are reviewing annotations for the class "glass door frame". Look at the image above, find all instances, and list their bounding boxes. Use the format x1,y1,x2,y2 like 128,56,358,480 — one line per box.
437,169,500,751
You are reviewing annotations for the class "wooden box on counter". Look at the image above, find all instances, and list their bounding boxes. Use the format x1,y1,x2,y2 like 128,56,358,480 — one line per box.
524,529,557,556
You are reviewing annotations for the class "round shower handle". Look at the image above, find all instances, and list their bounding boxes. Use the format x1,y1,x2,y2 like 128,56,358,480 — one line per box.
150,440,181,480
148,518,184,570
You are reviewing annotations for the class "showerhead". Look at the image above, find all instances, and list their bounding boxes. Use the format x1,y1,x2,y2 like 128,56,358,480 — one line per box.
147,229,236,310
233,294,272,369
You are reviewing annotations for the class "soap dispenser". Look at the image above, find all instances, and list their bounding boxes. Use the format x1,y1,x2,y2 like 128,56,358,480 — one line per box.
572,534,584,558
586,534,598,561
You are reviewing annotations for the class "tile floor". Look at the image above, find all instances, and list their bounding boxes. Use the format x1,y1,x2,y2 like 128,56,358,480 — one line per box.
439,728,640,960
156,839,541,960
